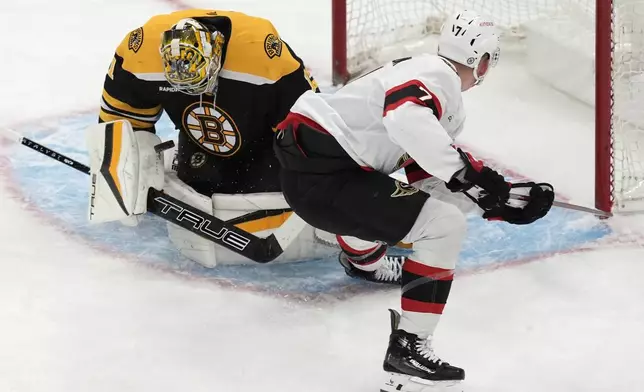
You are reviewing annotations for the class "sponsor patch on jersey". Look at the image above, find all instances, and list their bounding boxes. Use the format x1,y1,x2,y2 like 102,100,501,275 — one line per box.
391,180,419,198
264,34,283,59
128,27,144,53
182,101,242,157
190,152,207,168
159,86,180,93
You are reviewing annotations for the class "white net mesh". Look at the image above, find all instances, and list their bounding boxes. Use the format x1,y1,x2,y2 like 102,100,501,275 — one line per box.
343,0,644,212
345,0,593,76
612,1,644,211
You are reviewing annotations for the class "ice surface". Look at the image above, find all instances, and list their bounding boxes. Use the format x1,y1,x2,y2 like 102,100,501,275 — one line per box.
1,0,644,391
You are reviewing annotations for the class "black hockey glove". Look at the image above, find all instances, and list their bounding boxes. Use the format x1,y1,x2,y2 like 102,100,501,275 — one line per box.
446,148,511,210
483,182,555,225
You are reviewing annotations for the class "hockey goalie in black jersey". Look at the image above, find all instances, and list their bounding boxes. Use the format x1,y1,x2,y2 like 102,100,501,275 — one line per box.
274,10,555,392
100,10,318,194
86,10,321,267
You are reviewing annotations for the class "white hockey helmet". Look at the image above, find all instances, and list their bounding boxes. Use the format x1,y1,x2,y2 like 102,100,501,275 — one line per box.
437,10,501,85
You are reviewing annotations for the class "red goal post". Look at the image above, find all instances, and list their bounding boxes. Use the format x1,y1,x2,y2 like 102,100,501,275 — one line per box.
331,0,644,215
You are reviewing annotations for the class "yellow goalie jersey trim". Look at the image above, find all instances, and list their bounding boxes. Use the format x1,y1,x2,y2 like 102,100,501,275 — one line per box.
115,9,302,84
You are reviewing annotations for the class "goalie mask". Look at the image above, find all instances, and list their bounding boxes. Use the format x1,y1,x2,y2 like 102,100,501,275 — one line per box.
437,10,501,86
160,18,226,95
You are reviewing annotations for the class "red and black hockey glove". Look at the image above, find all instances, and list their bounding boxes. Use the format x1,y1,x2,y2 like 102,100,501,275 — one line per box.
446,148,511,210
483,182,555,225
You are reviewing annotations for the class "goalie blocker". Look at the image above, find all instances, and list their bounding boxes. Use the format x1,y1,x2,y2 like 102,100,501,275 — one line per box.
86,119,164,225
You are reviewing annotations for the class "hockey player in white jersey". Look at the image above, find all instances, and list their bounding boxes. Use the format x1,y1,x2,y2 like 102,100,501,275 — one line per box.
274,10,554,391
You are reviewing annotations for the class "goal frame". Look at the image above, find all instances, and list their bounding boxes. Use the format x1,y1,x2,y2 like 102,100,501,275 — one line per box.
331,0,616,214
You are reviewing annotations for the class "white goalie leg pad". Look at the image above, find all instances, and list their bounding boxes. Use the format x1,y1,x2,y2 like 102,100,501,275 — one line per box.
164,185,316,267
210,193,305,264
163,173,218,268
86,120,164,223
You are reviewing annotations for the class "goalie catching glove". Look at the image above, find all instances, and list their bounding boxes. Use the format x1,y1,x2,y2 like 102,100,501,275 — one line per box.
446,148,554,224
86,120,165,225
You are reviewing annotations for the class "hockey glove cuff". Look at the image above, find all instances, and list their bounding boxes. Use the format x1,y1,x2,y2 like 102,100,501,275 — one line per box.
483,182,555,225
446,148,510,210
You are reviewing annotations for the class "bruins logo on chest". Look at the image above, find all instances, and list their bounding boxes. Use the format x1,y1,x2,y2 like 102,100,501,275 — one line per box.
182,101,241,157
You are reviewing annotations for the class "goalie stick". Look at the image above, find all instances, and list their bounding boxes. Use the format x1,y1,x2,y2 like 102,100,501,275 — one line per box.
1,128,306,263
508,193,612,218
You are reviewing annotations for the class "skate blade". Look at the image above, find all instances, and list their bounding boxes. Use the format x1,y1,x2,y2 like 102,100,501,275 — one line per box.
380,372,464,392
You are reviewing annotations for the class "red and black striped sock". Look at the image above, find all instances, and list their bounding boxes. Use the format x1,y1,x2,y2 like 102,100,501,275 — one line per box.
399,258,454,335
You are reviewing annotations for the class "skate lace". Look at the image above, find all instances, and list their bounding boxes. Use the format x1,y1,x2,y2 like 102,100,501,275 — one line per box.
374,256,403,282
415,338,443,365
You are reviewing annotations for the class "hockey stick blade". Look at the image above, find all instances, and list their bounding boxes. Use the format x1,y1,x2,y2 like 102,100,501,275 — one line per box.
509,193,612,218
0,127,25,144
2,129,287,262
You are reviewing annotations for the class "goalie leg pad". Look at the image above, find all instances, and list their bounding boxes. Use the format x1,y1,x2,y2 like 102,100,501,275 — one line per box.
164,176,308,267
163,173,218,268
86,120,164,223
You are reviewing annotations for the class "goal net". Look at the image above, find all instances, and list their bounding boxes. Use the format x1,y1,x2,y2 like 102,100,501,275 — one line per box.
332,0,644,213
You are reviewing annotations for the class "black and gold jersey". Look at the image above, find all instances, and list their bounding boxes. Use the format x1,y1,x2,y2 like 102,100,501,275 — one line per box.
99,9,319,195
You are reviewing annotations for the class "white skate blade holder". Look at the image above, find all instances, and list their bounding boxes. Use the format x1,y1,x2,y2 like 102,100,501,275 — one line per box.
381,373,464,392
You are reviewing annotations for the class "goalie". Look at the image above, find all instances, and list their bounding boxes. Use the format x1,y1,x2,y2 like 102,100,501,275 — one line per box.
274,10,554,391
86,10,321,266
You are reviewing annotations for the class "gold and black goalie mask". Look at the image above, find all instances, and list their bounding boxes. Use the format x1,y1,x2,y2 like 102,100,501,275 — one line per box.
159,18,225,95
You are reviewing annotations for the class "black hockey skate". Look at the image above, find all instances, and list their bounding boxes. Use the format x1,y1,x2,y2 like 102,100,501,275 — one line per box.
338,251,403,285
381,309,464,392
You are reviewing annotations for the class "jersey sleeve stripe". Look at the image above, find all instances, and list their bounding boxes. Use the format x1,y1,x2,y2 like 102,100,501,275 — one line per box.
102,90,162,118
383,79,443,120
405,161,433,184
99,110,155,130
100,98,161,123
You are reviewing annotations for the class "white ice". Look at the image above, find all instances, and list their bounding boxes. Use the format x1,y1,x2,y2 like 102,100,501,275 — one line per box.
1,0,643,391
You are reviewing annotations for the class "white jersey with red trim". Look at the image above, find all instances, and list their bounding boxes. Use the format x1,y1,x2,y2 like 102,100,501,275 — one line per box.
287,54,467,183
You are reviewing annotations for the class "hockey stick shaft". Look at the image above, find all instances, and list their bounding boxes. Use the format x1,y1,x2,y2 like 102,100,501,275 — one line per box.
1,128,292,262
509,193,612,218
2,128,92,175
552,200,612,218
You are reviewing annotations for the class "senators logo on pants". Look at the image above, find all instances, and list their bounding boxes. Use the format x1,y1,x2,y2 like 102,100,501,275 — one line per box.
391,180,419,198
182,102,241,157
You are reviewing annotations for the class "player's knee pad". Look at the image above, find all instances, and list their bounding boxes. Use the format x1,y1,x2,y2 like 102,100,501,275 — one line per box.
402,198,467,270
